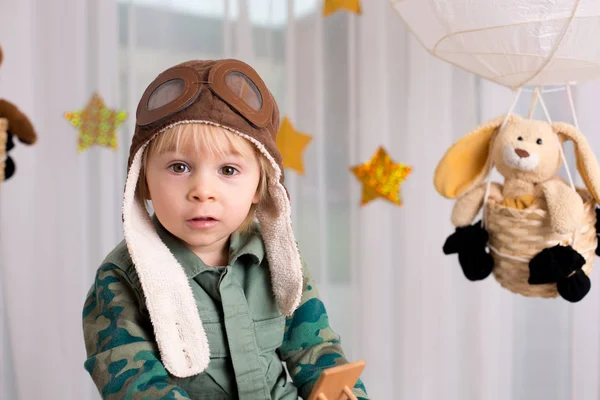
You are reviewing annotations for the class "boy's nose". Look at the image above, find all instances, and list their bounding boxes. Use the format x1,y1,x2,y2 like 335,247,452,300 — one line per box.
189,178,216,202
190,189,215,202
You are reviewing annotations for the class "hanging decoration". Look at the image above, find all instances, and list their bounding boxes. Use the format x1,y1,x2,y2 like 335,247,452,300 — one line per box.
0,120,6,183
323,0,362,17
350,146,411,207
64,92,127,152
391,0,600,89
276,116,313,175
0,45,38,184
393,1,600,302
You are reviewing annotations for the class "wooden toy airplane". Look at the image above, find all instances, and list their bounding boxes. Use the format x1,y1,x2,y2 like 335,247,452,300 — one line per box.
307,360,366,400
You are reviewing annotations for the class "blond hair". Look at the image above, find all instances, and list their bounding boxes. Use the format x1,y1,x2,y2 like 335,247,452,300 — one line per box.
137,123,273,233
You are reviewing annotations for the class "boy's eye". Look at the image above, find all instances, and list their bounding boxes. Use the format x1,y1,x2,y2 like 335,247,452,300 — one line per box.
220,166,239,176
169,163,190,174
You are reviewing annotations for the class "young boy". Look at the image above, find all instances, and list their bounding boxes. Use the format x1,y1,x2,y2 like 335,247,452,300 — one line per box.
82,59,368,399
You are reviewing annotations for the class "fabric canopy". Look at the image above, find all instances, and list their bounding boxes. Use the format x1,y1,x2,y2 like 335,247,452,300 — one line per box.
392,0,600,89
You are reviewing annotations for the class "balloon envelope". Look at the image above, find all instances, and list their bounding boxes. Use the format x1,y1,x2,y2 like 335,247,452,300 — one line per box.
392,1,600,89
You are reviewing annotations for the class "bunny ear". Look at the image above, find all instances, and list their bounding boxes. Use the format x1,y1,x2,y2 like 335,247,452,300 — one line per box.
554,122,600,204
434,115,513,199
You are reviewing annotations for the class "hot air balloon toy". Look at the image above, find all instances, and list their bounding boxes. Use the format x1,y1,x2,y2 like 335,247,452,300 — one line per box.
393,0,600,302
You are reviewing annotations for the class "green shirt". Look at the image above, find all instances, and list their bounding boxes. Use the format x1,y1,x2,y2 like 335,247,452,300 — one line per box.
82,222,368,399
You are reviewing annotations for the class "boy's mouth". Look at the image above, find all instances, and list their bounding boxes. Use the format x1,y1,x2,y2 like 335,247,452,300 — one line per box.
190,216,217,221
187,216,218,229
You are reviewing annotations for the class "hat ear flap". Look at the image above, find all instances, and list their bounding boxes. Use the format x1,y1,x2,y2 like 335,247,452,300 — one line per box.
434,115,509,199
554,122,600,204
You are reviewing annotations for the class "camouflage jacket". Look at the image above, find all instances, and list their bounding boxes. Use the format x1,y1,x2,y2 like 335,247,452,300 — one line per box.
82,227,368,399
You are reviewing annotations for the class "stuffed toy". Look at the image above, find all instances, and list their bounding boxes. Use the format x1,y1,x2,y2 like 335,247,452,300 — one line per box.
435,114,600,303
0,45,38,182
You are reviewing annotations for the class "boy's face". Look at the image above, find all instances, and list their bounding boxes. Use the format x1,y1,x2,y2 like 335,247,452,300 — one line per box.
145,137,260,264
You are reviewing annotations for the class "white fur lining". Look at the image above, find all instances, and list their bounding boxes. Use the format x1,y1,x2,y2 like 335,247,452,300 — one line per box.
233,131,304,316
123,145,209,378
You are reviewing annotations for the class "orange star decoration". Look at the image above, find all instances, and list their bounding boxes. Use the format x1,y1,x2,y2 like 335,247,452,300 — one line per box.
323,0,362,17
276,116,312,175
350,147,412,206
64,92,127,152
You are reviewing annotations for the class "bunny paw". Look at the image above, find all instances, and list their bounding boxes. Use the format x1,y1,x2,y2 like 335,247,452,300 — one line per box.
528,245,586,285
557,270,591,303
443,221,493,281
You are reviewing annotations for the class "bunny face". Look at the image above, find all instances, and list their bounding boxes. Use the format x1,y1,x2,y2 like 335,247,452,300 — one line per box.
435,114,600,206
492,118,562,183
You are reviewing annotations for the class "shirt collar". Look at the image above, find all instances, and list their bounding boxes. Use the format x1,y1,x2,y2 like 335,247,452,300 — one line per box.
228,225,265,268
152,215,265,278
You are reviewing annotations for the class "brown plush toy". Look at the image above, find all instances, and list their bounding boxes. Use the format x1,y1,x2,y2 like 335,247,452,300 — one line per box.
0,45,38,181
435,114,600,303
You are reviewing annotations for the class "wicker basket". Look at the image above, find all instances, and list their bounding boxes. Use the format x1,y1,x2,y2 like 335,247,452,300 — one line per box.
485,188,597,298
0,118,7,183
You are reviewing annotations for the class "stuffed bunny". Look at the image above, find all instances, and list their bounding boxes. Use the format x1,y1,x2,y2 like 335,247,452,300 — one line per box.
434,114,600,302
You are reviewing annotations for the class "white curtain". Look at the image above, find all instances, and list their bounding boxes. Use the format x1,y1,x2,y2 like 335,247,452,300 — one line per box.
0,0,122,398
0,0,121,399
1,1,600,399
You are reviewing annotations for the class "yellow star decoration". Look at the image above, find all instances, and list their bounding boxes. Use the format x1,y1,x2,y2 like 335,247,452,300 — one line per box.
64,92,127,152
350,147,412,206
323,0,362,17
276,116,313,175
